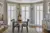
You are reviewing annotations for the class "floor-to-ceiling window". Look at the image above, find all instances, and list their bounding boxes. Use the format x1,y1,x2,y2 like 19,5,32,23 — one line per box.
21,5,30,21
35,4,43,32
7,4,17,26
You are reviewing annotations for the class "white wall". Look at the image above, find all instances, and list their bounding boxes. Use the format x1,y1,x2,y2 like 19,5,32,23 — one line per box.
0,0,4,15
0,1,3,20
48,0,50,2
0,0,7,25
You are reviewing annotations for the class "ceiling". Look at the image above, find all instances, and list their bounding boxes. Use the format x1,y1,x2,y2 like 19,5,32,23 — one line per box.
7,0,43,3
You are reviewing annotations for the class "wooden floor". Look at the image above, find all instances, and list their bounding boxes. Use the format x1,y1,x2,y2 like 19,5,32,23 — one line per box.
3,26,42,33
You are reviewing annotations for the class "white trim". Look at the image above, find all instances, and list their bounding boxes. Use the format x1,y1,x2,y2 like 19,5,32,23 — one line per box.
7,0,43,3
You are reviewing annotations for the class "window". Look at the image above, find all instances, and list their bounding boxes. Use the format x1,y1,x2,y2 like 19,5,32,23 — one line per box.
7,4,17,25
21,5,30,21
35,4,43,26
48,4,50,13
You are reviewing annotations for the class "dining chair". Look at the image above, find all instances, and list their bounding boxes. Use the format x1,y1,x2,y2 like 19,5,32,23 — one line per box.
21,19,29,33
11,19,20,33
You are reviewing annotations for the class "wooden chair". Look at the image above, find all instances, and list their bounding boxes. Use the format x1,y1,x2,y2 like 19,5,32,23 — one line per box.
21,19,29,33
11,19,20,33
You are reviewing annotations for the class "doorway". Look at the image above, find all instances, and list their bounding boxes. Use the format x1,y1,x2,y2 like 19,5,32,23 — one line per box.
35,4,43,32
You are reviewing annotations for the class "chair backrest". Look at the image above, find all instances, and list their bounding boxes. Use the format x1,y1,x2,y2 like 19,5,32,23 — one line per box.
27,19,29,25
11,19,15,26
11,19,19,26
11,19,15,22
27,19,29,22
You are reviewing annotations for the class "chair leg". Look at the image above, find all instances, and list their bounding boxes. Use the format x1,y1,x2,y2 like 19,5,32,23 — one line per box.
26,26,28,32
18,26,20,32
12,26,14,33
21,26,23,32
12,22,14,33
